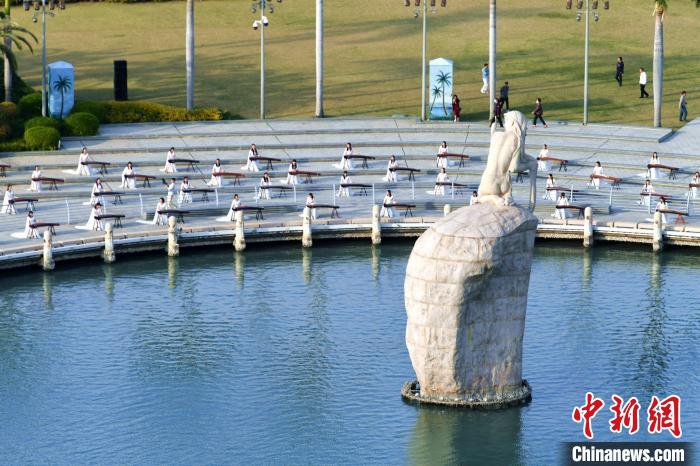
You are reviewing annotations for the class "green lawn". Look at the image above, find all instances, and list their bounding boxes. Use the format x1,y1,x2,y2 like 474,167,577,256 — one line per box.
11,0,700,128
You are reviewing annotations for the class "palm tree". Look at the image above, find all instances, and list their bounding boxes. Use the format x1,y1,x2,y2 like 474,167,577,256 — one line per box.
652,0,699,127
185,0,194,110
52,75,72,118
0,17,37,102
435,71,452,118
3,0,11,102
429,85,442,114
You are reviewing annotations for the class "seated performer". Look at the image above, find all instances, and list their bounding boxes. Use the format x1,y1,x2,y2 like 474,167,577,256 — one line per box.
208,158,225,187
226,194,242,221
179,176,193,206
554,192,570,219
153,197,168,225
305,193,317,220
244,144,260,172
537,144,550,172
591,161,603,189
544,173,557,201
90,178,105,206
692,172,700,199
77,147,94,176
284,159,299,185
648,152,661,180
85,202,104,231
340,142,354,170
338,171,352,197
24,211,39,239
437,141,448,168
121,162,136,189
470,190,479,206
163,147,177,173
434,168,450,196
2,184,15,214
655,197,669,223
166,178,177,207
639,179,655,206
382,155,399,183
381,189,395,218
258,172,272,200
30,165,42,192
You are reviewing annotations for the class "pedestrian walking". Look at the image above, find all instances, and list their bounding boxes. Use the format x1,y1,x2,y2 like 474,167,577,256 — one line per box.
500,81,510,110
489,97,503,128
615,57,624,87
679,91,688,122
452,94,461,122
480,63,489,94
531,97,547,128
639,68,650,98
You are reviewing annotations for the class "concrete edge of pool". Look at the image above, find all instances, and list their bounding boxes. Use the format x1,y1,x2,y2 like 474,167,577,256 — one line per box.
400,380,532,409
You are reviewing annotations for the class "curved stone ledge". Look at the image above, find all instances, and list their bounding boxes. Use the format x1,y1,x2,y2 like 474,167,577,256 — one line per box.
400,379,532,409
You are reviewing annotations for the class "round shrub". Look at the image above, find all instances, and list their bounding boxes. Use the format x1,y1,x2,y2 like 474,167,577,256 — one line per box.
72,101,107,123
25,116,62,131
24,126,60,151
18,93,43,119
0,102,18,121
64,112,99,136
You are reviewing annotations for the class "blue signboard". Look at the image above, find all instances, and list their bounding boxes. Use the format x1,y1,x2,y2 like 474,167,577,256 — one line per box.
429,58,454,120
48,61,74,119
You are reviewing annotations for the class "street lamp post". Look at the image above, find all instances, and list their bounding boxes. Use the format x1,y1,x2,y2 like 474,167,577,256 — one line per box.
24,0,62,117
251,0,283,120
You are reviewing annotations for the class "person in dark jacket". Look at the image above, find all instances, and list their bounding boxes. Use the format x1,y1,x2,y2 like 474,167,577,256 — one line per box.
499,81,510,110
532,98,547,128
615,57,624,87
489,97,503,128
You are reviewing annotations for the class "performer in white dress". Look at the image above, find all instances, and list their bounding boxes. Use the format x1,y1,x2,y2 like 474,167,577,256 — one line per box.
163,147,177,173
305,193,317,220
434,168,450,196
77,147,93,176
437,141,449,168
340,143,354,170
90,178,105,206
338,171,352,197
537,144,551,172
178,176,193,206
648,152,661,180
639,179,655,206
284,160,299,185
2,184,15,214
258,172,272,200
382,155,399,183
655,197,669,223
544,173,558,201
208,158,225,187
226,194,242,221
469,191,479,206
166,178,177,207
85,202,104,231
591,161,603,189
153,198,168,225
30,165,42,192
244,144,260,172
24,211,39,239
691,172,700,199
121,162,136,189
381,190,395,218
555,192,570,219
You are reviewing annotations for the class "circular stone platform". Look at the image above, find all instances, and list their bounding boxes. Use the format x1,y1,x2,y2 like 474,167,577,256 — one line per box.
400,380,532,409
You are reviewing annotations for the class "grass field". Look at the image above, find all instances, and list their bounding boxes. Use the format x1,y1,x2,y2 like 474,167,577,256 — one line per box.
11,0,700,127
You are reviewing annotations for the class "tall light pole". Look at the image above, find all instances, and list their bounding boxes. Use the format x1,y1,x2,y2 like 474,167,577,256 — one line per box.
567,0,609,125
185,0,194,111
488,0,496,119
24,0,62,117
251,0,284,120
404,0,446,121
315,0,323,118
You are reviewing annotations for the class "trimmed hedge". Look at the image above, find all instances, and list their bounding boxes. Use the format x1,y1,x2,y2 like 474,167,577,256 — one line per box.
72,100,107,123
65,112,100,136
101,101,224,123
18,93,42,120
24,126,61,151
25,116,62,131
0,139,28,152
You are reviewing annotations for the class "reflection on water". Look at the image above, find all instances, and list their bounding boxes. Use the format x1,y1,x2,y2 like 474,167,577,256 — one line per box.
0,241,698,464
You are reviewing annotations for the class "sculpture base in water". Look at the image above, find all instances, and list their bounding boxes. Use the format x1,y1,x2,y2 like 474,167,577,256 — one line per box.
401,379,532,408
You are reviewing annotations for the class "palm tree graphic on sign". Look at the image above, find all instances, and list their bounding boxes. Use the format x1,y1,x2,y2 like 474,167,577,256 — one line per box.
435,71,452,118
429,85,442,114
52,75,72,119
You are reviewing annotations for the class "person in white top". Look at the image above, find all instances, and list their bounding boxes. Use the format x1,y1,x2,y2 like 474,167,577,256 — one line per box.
208,158,225,187
24,211,39,239
153,198,168,225
305,193,317,220
469,191,479,206
655,197,669,223
244,144,260,172
2,184,15,214
341,143,354,170
85,202,104,231
648,152,661,180
121,162,136,189
555,192,570,219
90,178,105,206
226,194,242,221
639,179,655,206
383,155,399,182
166,178,177,207
258,172,272,200
284,160,299,185
591,161,603,189
544,173,557,201
537,144,551,172
691,172,700,199
437,141,448,168
338,171,352,197
639,67,649,98
30,165,42,192
381,190,395,218
179,176,193,206
163,147,177,173
77,147,93,176
434,168,450,196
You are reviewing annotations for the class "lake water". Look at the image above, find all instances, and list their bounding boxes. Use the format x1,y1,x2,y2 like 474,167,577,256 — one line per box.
0,241,698,465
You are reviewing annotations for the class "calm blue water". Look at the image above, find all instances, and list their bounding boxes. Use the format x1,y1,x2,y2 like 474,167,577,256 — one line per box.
0,241,698,465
